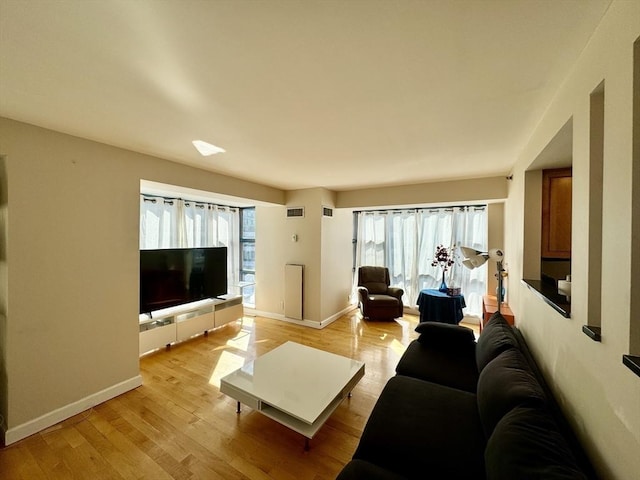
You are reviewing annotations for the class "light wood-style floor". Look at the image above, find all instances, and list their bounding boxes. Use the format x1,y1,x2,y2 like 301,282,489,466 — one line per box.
0,311,478,480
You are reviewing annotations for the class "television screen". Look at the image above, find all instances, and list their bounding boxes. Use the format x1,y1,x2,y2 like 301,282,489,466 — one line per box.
140,247,227,314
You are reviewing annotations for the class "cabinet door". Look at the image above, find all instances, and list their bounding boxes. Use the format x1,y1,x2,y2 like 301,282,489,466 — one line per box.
215,303,242,327
541,167,572,259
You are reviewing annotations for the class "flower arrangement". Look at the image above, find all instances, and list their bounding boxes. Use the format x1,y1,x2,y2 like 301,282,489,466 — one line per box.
431,244,458,273
432,244,458,292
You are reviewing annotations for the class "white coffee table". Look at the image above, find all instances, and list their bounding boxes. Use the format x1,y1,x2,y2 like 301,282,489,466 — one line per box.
220,341,365,449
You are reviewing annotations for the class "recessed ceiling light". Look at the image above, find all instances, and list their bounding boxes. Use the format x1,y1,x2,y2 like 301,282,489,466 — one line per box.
192,140,226,156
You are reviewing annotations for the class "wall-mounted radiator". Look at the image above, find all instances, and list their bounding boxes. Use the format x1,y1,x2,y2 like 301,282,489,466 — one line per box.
284,264,303,319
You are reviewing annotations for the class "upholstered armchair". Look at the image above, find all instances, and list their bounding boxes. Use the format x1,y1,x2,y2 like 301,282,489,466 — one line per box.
357,266,404,321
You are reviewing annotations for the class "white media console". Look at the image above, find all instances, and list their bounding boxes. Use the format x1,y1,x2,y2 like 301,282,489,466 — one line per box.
139,295,243,356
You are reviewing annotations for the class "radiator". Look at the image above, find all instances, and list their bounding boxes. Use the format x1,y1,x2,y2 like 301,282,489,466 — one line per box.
284,264,303,319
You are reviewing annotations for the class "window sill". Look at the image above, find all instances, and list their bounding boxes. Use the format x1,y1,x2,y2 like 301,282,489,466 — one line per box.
622,355,640,378
522,279,571,318
582,325,602,342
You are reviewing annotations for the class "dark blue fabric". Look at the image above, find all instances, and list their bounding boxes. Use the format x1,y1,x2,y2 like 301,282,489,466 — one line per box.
416,289,466,324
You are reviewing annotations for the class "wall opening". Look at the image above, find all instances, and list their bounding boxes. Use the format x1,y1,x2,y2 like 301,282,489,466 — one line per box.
522,118,573,318
626,37,640,375
583,81,605,341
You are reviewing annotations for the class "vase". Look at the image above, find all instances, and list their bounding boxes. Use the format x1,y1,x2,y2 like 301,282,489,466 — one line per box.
439,271,448,293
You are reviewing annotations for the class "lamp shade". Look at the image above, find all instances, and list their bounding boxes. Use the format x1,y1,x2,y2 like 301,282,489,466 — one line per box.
460,246,481,259
460,246,503,270
488,248,504,261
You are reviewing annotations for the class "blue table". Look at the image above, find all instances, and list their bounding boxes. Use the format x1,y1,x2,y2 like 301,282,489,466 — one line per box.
416,289,466,324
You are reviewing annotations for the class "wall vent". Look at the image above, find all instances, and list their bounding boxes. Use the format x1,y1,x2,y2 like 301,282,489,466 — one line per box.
322,206,334,217
286,207,305,218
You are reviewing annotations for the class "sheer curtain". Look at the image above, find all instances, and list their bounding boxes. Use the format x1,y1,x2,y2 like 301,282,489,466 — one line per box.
140,195,240,292
139,196,181,249
354,206,487,318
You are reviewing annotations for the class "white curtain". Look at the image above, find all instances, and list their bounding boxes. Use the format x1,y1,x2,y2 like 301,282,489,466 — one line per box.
354,206,487,318
139,196,181,249
140,195,240,292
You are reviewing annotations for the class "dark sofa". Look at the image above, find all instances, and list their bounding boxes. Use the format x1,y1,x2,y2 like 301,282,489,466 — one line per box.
337,313,597,480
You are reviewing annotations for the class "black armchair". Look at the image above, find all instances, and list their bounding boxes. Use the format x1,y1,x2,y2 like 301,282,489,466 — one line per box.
357,266,404,321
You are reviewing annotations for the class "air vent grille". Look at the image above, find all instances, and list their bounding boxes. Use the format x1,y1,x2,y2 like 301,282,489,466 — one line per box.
286,207,305,218
322,206,333,217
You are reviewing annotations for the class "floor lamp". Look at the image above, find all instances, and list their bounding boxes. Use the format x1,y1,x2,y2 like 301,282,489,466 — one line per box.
460,247,505,313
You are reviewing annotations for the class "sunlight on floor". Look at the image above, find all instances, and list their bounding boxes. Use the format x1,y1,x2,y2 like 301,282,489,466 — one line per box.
209,349,246,387
226,316,254,351
390,338,407,357
209,316,264,387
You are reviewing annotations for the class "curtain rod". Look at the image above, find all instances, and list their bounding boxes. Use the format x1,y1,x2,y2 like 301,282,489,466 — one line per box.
141,193,242,210
353,204,487,214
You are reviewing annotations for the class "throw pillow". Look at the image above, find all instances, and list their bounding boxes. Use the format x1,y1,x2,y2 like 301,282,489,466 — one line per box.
476,312,519,372
485,406,588,480
477,348,546,436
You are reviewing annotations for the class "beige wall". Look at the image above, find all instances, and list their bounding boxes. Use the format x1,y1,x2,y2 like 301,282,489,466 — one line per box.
254,188,353,326
505,2,640,478
336,176,508,209
0,118,284,442
487,202,505,298
254,204,287,317
320,194,353,323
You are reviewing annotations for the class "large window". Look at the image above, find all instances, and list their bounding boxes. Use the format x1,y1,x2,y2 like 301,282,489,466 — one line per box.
354,206,487,318
139,194,240,296
240,207,255,307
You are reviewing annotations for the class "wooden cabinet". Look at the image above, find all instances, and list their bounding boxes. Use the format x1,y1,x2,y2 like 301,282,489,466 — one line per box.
139,296,243,355
541,167,572,259
215,296,243,327
481,295,514,332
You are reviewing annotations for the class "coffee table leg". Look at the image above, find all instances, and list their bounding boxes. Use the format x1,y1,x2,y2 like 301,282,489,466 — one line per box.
305,438,310,451
236,401,241,413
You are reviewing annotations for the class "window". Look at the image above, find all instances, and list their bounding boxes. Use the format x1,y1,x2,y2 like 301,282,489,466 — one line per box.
139,194,240,297
353,206,487,318
240,207,256,307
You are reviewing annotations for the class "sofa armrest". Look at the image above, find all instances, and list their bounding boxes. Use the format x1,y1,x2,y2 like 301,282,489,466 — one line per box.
387,287,404,301
357,285,369,299
336,460,408,480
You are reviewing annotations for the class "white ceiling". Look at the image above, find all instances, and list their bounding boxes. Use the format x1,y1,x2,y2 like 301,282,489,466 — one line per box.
0,0,611,191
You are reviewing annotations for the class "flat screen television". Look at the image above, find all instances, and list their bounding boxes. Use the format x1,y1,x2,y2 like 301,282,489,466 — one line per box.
140,247,228,314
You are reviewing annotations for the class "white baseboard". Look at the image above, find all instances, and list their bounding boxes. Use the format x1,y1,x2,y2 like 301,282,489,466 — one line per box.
3,375,142,446
245,304,358,330
318,305,358,328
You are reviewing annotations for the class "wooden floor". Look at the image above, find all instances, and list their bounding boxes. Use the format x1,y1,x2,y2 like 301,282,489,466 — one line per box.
0,311,478,479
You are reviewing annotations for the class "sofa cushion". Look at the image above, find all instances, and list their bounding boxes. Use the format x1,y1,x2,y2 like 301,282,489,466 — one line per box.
367,293,401,306
353,375,486,479
476,312,519,372
336,460,408,480
366,282,389,294
396,338,478,393
477,348,546,436
510,328,598,478
415,321,476,347
485,406,588,480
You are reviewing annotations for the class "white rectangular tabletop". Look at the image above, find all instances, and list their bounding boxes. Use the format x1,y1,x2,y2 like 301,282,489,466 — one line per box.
220,341,365,436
